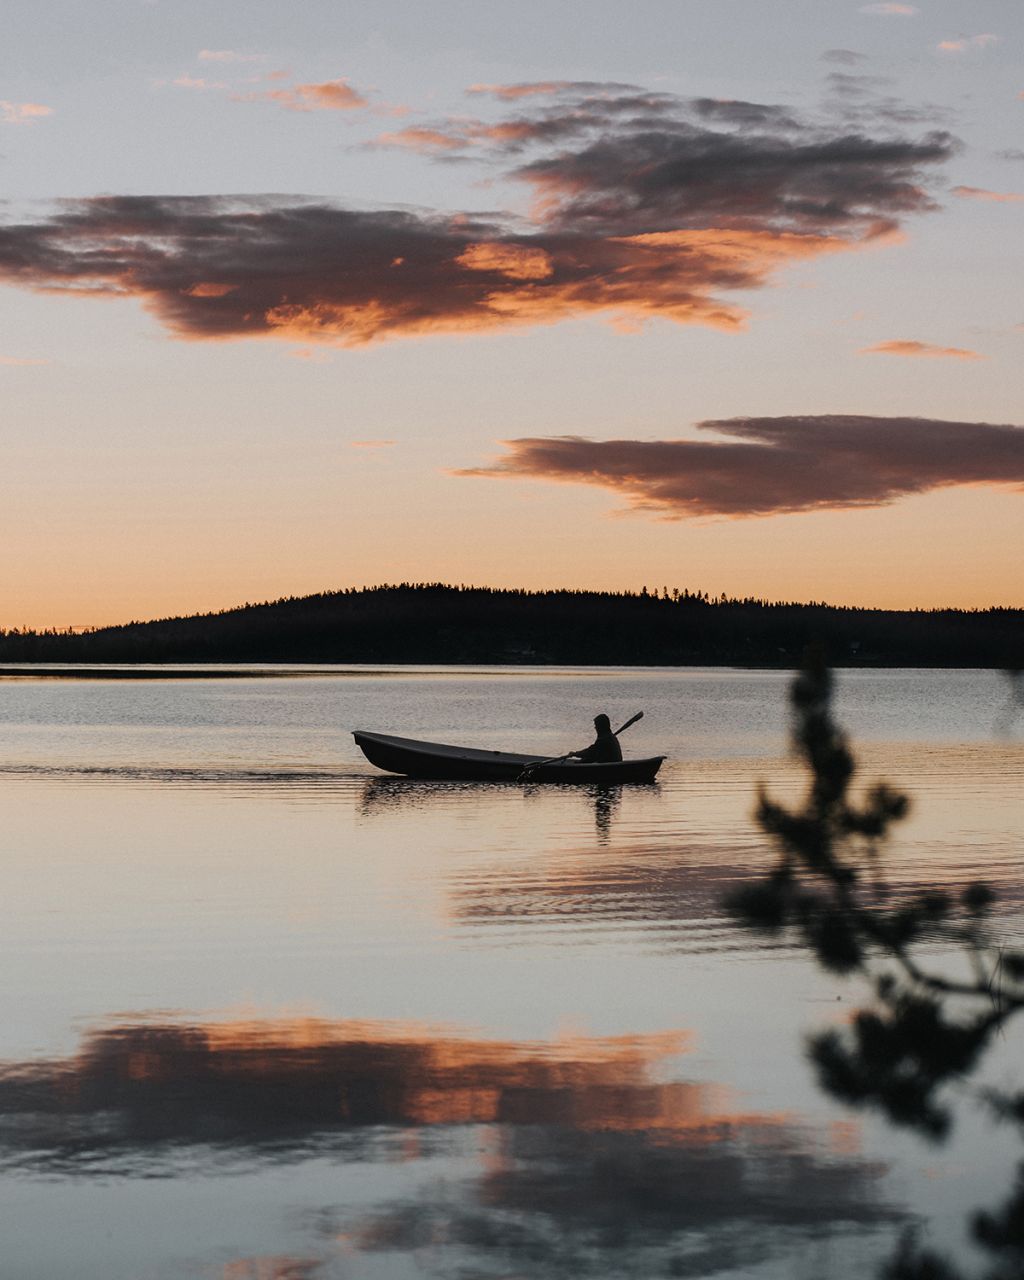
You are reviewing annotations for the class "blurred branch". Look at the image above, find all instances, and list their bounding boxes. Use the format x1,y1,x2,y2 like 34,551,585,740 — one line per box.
725,653,1024,1278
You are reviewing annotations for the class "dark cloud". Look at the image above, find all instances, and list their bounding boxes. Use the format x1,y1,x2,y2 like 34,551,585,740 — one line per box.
375,88,681,156
0,79,957,347
0,195,869,343
515,129,953,236
820,74,951,131
825,72,891,99
459,416,1024,518
690,97,803,130
823,49,870,65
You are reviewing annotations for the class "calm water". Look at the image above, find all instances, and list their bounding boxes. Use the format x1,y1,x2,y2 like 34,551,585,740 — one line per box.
0,667,1020,1279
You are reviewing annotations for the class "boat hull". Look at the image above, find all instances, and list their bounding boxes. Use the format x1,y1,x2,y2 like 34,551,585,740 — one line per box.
353,731,664,784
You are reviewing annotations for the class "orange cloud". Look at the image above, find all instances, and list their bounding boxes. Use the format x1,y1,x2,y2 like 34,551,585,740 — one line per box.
266,79,368,112
375,126,465,153
0,100,53,125
860,3,918,13
374,117,588,155
468,81,572,100
268,226,851,341
184,282,239,298
0,354,50,366
456,241,555,280
952,185,1024,203
221,1257,317,1280
861,339,984,359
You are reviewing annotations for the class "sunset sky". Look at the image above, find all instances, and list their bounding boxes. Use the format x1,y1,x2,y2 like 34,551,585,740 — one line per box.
2,0,1022,628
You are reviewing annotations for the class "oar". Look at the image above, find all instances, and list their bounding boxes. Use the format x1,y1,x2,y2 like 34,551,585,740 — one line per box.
518,711,644,781
613,710,644,736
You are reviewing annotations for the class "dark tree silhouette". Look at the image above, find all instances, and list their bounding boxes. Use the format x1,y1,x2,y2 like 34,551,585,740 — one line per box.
0,584,1020,667
727,656,1024,1278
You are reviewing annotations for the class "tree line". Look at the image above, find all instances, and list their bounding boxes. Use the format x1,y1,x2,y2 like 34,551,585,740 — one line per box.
1,584,1020,667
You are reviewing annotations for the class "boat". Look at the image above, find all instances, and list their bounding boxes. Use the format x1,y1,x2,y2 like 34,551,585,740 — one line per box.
353,731,665,784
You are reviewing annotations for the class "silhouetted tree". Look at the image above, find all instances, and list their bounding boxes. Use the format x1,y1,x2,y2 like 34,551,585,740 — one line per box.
0,586,1019,666
727,655,1024,1278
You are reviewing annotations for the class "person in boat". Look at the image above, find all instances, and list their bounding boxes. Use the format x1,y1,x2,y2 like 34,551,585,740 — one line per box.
570,713,623,763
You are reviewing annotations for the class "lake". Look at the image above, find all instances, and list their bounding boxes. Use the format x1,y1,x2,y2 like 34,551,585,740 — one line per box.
0,666,1021,1279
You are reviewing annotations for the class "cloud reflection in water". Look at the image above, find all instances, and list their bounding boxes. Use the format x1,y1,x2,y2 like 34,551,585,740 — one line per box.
0,1015,902,1276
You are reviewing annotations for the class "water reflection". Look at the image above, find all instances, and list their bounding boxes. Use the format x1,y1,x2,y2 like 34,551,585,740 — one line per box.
451,841,1024,952
591,782,620,842
358,776,628,841
0,760,357,795
452,845,761,952
0,1015,901,1275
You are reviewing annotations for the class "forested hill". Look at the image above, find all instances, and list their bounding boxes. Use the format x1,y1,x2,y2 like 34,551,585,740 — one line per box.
1,585,1020,668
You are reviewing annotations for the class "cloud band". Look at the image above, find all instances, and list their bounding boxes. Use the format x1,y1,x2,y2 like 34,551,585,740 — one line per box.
458,416,1024,518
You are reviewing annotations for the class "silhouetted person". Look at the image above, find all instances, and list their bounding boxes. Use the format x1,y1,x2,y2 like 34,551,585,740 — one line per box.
571,714,623,763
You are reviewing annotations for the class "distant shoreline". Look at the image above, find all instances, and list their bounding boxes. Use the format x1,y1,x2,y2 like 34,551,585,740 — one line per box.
0,660,1016,678
0,667,317,680
1,586,1020,671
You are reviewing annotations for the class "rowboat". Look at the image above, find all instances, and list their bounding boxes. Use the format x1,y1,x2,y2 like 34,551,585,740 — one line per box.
353,731,665,783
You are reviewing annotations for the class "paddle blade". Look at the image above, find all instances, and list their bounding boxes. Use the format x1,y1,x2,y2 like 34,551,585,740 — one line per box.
615,711,644,735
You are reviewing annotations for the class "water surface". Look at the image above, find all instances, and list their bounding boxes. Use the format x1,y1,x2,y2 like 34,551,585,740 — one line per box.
0,667,1020,1278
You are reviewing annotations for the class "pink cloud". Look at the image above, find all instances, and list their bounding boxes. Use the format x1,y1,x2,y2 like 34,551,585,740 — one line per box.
266,79,368,112
952,185,1024,203
468,82,572,100
373,116,582,155
938,34,999,53
860,340,984,359
860,3,918,15
286,346,331,362
0,101,53,125
375,126,466,153
349,439,396,449
172,75,227,91
0,355,50,366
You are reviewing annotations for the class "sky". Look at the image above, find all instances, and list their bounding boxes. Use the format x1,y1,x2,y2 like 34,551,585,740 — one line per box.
1,0,1022,628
